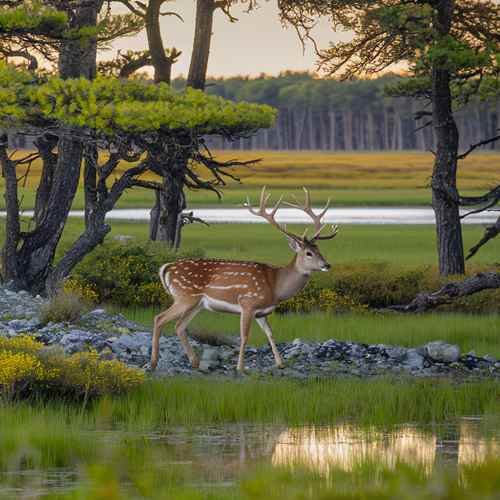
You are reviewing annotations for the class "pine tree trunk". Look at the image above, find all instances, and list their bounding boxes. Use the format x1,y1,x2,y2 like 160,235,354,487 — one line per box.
146,0,172,83
431,0,465,276
157,169,186,248
187,0,216,90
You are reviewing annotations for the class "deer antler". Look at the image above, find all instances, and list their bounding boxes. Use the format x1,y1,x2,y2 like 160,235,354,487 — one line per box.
245,186,302,241
284,187,339,241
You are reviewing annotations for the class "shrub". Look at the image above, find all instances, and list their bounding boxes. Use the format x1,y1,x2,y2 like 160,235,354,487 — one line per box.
71,242,203,307
39,291,90,325
0,336,144,401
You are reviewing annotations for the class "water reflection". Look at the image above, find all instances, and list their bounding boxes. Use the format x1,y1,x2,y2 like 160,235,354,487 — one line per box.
272,421,499,475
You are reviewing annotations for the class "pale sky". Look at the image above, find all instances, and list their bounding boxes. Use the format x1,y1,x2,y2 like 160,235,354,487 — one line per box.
105,2,349,78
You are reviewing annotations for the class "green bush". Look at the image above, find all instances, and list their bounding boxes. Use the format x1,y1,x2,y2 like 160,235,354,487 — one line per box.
281,263,500,314
71,242,204,307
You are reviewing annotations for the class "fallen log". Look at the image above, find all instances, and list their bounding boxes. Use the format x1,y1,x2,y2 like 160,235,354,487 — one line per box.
389,271,500,313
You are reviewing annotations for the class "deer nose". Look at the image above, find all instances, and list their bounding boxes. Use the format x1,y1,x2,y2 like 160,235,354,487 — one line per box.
321,263,331,271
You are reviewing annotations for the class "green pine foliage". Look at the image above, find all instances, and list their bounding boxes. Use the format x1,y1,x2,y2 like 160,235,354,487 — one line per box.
0,1,67,35
0,63,277,136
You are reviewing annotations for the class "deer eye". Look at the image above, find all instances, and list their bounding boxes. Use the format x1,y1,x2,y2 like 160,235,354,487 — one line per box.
306,251,313,257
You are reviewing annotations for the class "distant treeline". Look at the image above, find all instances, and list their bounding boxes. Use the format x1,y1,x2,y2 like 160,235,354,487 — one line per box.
189,73,499,152
9,72,499,152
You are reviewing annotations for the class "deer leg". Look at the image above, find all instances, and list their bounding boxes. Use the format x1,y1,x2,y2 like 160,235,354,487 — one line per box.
175,302,202,369
151,301,192,371
237,310,254,372
256,316,284,368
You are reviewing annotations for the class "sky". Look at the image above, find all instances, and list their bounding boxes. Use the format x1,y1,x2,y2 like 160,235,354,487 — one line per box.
105,2,350,79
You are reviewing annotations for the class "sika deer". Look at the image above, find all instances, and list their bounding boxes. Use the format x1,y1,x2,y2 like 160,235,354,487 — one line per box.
151,187,338,372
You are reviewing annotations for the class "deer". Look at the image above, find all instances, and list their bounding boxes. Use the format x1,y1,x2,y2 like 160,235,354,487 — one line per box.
150,186,338,373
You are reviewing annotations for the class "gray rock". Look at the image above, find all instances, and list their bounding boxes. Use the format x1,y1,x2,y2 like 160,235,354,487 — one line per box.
404,349,424,371
199,347,220,372
60,331,95,354
8,319,31,331
386,346,408,361
424,341,460,363
111,334,144,353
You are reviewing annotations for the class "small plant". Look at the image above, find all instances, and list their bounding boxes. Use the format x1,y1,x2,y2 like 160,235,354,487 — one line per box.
40,291,89,325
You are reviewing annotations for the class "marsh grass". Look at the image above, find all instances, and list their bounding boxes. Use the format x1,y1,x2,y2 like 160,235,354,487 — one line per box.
3,151,499,209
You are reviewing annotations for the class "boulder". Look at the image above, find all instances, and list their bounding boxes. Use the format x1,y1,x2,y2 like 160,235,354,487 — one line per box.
424,341,460,363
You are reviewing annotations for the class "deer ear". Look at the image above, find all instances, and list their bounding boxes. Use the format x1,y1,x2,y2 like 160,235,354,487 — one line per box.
286,235,303,253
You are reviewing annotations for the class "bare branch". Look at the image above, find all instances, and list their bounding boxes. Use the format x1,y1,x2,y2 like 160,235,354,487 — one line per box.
466,215,500,260
458,132,500,160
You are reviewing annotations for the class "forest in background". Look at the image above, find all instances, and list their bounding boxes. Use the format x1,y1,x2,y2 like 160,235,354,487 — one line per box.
10,72,499,152
196,73,499,151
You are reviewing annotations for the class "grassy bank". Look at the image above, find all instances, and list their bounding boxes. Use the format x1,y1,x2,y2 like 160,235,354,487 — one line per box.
3,150,499,209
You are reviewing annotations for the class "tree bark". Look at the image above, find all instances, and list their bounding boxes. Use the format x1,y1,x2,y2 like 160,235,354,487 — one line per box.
0,134,20,284
156,166,186,248
145,0,172,84
33,133,58,225
187,0,216,90
431,0,465,276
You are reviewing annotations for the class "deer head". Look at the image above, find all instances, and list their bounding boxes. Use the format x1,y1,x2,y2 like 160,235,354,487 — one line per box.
245,186,338,274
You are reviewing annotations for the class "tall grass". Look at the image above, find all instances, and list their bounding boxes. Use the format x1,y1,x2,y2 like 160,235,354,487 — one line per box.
3,378,495,429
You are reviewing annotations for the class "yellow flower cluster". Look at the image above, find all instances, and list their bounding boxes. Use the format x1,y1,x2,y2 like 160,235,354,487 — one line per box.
0,335,43,353
0,351,44,387
61,351,145,395
0,336,144,399
63,278,99,304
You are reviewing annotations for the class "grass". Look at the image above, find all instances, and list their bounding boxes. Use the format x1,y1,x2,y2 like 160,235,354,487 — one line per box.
118,310,500,358
37,219,499,266
1,377,499,429
3,150,500,209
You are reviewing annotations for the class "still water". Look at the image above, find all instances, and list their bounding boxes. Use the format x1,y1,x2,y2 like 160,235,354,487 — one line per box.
2,207,498,224
1,418,498,496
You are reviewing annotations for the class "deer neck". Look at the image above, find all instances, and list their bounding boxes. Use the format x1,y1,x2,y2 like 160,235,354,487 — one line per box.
274,255,311,303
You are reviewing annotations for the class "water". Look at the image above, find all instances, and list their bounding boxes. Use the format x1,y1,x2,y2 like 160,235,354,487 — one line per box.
1,418,498,496
2,207,498,224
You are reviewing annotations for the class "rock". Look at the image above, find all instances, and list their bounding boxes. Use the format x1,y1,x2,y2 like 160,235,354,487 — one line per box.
199,347,220,372
424,341,460,363
111,334,144,353
404,349,424,371
60,331,96,354
8,319,32,332
385,346,407,361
